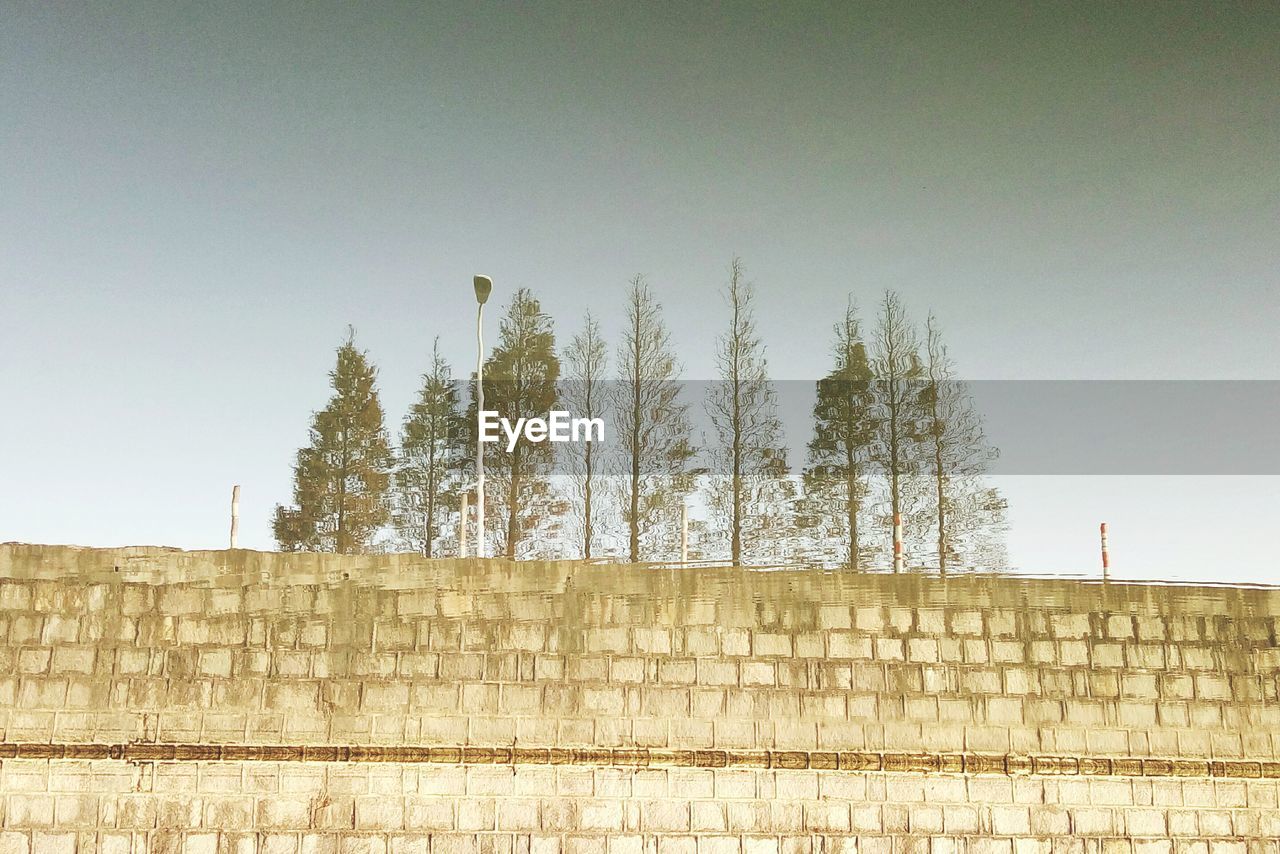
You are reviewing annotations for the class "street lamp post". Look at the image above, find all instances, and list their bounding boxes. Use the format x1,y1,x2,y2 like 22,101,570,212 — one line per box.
473,275,493,558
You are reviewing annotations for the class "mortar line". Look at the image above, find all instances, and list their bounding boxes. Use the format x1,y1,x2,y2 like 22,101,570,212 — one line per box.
0,742,1274,780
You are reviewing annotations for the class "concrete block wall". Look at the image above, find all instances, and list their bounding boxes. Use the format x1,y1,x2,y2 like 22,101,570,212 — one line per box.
0,544,1276,852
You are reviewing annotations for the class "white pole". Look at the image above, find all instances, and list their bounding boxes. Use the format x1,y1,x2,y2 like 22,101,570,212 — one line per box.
458,492,469,559
229,485,240,550
680,503,688,563
475,302,485,559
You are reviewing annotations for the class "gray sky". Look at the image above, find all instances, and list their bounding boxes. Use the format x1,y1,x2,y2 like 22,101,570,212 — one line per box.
3,3,1277,580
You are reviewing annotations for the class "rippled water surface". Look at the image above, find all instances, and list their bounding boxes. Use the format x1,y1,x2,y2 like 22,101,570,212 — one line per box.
1,544,1275,629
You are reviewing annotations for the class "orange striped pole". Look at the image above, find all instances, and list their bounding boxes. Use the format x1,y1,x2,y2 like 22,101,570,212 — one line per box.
893,513,904,572
1100,522,1110,578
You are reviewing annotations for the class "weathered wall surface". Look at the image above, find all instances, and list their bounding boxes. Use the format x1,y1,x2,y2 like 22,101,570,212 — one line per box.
0,544,1277,853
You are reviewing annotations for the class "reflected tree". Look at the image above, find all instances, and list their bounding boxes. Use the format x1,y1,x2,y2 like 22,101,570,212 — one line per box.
273,328,393,554
615,276,695,562
805,298,875,570
705,258,788,565
394,338,468,557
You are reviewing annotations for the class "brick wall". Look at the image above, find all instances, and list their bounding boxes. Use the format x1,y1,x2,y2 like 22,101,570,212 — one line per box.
0,544,1276,852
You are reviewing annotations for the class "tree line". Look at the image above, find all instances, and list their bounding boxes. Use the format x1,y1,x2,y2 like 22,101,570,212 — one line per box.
272,259,1005,571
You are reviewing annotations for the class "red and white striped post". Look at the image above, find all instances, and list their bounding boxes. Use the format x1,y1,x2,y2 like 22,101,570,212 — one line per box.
893,513,904,573
1100,522,1110,578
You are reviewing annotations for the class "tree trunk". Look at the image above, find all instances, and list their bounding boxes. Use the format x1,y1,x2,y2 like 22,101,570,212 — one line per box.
628,314,642,563
846,443,859,572
887,369,902,573
583,444,593,560
423,414,439,559
731,465,742,565
423,456,436,560
336,435,349,554
629,451,640,563
506,449,521,560
424,492,434,558
935,439,946,575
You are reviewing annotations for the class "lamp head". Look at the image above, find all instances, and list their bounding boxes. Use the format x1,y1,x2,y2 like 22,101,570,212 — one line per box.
473,275,493,305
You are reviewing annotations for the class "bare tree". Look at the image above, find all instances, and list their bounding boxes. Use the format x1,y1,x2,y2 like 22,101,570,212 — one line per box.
870,290,923,570
805,298,875,570
705,258,788,565
561,312,610,559
917,313,1004,572
615,276,694,562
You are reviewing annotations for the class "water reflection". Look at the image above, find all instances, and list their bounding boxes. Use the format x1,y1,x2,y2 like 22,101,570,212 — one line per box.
1,545,1274,633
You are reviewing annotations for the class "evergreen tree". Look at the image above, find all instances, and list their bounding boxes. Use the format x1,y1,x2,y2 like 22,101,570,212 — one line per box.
615,276,695,562
469,288,560,559
272,329,393,553
705,258,788,565
805,299,875,570
395,339,468,557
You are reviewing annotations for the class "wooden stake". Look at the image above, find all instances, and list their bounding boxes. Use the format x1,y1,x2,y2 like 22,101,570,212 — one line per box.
893,513,904,572
680,503,688,564
229,485,240,550
459,492,469,559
